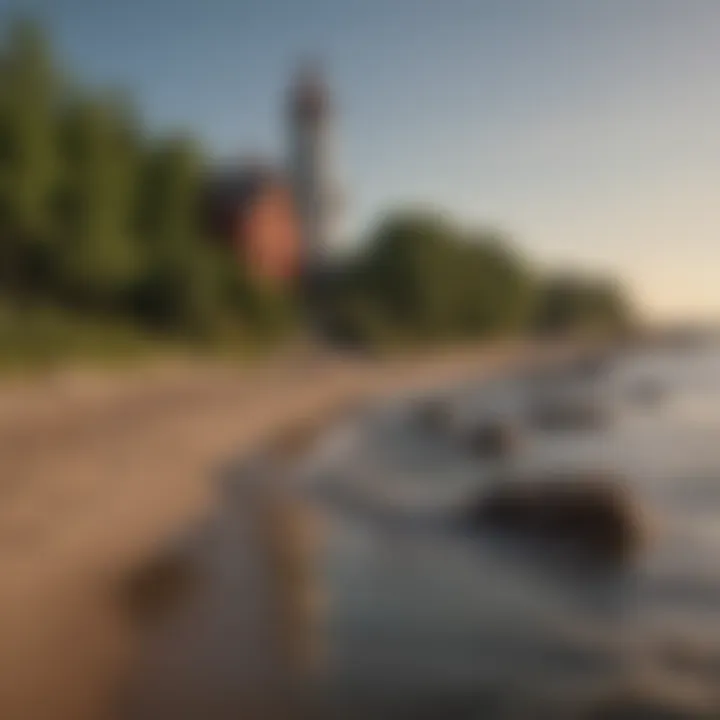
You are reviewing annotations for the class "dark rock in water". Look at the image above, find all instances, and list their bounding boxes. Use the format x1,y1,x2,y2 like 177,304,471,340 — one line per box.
588,684,714,720
528,355,612,393
528,398,610,432
467,474,644,563
412,397,454,432
465,421,518,460
627,378,666,407
571,354,611,380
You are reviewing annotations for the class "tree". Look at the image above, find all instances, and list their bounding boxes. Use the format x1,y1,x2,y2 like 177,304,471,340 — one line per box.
451,232,534,337
360,211,463,339
534,273,633,336
55,94,141,309
335,210,536,346
133,136,218,333
137,135,203,250
0,19,60,296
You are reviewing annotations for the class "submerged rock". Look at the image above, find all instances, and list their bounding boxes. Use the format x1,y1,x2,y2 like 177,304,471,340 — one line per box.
412,397,454,433
465,421,518,460
627,378,666,408
571,353,612,381
589,677,716,720
528,397,611,432
467,473,645,563
522,354,612,396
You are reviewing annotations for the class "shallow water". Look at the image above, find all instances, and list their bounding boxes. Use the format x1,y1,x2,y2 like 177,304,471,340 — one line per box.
298,344,720,718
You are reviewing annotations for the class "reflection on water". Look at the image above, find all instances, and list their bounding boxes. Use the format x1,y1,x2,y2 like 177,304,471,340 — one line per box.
298,344,720,717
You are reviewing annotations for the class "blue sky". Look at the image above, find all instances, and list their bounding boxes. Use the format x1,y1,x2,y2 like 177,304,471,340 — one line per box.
5,0,720,319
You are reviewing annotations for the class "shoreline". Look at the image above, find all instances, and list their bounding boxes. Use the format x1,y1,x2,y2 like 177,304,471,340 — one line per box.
0,342,568,720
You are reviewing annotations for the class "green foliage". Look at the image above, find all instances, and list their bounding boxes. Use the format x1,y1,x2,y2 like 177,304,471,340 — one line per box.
360,212,456,334
227,269,300,344
326,211,631,349
137,136,202,245
133,136,224,336
448,232,535,337
533,273,633,337
55,94,141,307
0,19,59,293
329,211,538,347
0,303,160,371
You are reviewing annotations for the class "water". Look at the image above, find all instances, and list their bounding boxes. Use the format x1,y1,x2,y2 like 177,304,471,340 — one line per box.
297,344,720,718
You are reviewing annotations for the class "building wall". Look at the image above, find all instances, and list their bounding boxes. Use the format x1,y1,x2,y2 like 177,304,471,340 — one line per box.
234,184,301,283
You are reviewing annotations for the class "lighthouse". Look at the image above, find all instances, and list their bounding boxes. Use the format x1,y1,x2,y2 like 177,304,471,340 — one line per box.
287,64,342,282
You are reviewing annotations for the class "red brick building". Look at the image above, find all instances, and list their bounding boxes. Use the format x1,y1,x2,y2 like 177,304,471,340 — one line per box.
205,164,301,283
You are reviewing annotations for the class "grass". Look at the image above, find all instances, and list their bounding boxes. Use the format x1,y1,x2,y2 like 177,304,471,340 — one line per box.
0,303,292,376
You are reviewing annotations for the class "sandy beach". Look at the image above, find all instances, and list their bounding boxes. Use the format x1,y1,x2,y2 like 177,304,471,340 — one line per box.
0,343,550,720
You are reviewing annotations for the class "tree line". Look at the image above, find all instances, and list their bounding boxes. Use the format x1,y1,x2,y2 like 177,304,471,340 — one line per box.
323,211,633,348
0,19,633,365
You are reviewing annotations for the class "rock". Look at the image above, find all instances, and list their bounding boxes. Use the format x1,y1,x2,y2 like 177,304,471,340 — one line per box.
412,397,454,432
588,678,716,720
627,378,666,407
465,421,518,460
571,353,611,380
467,473,644,563
528,397,610,432
523,355,611,393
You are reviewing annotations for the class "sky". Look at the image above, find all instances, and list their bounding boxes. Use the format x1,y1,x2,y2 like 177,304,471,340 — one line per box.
4,0,720,320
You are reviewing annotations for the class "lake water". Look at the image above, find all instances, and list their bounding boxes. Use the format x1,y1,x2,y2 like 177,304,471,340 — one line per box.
294,343,720,718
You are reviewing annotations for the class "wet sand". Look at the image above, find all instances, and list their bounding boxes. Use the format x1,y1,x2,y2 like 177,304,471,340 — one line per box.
0,343,550,720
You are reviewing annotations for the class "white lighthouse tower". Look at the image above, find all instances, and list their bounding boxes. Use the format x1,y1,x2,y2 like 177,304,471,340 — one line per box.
288,63,342,280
